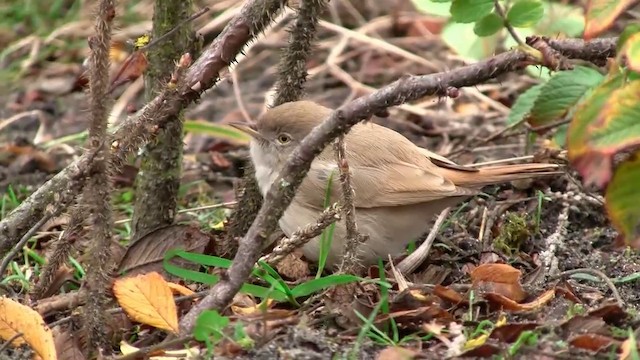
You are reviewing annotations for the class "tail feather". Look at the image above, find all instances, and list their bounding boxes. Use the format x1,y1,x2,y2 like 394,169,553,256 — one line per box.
439,163,561,188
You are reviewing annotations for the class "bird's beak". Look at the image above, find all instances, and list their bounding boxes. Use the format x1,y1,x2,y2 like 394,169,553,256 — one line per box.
229,122,265,141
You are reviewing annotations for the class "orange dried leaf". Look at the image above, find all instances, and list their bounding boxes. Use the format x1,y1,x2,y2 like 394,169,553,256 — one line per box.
484,289,555,311
112,272,179,333
0,297,57,360
584,0,637,40
470,263,526,302
167,282,195,296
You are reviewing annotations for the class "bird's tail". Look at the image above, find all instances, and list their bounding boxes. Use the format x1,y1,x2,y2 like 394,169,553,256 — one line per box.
439,163,561,188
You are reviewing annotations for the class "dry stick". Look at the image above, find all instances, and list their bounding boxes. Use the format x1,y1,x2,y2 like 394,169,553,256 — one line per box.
261,203,341,266
396,208,451,275
0,0,288,255
178,47,555,333
335,136,368,273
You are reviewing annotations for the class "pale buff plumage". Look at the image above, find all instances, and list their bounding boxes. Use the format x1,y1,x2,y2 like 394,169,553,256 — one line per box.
232,101,559,267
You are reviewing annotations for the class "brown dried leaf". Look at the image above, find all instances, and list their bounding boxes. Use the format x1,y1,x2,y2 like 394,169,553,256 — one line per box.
433,285,466,305
0,297,56,360
569,333,617,352
52,327,85,360
117,224,210,277
489,323,539,343
112,272,179,333
484,288,555,311
470,263,526,302
274,250,309,280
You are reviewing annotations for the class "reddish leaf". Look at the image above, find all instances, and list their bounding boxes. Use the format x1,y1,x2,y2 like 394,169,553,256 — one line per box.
584,0,637,40
567,73,625,187
605,151,640,248
470,263,527,302
569,333,617,352
489,323,539,343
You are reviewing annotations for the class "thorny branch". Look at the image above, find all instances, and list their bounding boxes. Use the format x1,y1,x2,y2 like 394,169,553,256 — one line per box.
260,203,341,266
335,136,368,273
177,37,620,332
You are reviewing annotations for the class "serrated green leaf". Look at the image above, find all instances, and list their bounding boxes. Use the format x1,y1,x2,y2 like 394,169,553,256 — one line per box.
506,0,544,27
450,0,494,23
507,83,544,125
528,66,604,127
474,13,503,36
605,150,640,248
183,120,250,144
567,74,625,187
590,80,640,149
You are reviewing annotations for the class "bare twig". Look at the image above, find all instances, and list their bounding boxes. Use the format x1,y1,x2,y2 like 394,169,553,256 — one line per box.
397,208,451,275
494,0,525,47
261,203,341,266
335,136,368,273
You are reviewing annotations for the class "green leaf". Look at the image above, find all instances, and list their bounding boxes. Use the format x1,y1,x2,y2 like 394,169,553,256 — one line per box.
567,74,625,187
528,66,604,127
617,24,640,52
162,250,288,301
290,274,363,298
183,120,250,144
194,310,229,342
507,83,544,125
450,0,494,23
590,80,640,150
605,150,640,248
506,0,544,28
473,13,503,36
622,32,640,73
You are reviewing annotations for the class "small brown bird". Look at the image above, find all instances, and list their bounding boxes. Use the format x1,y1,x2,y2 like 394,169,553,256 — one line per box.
231,101,559,267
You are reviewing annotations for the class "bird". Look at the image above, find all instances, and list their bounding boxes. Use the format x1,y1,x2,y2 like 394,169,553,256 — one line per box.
230,100,560,268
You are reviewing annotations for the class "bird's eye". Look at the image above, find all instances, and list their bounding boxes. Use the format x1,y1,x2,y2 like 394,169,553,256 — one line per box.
276,133,291,144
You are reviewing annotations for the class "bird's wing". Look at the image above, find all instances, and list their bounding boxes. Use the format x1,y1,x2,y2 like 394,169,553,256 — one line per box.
299,158,477,209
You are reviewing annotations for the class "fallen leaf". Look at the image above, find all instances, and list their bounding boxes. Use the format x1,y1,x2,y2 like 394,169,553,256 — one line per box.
483,288,555,311
117,224,210,277
0,297,57,360
112,272,179,333
376,346,417,360
470,263,527,302
569,333,617,352
52,326,84,360
119,340,200,359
